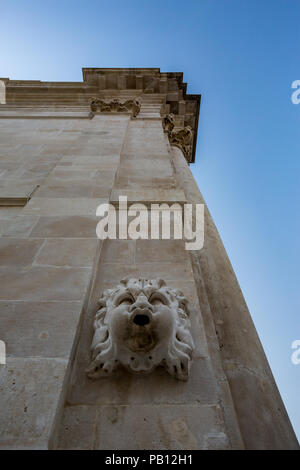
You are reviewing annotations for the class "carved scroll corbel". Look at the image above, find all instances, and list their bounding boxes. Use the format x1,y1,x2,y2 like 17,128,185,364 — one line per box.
89,98,141,119
163,114,193,162
162,113,175,134
169,125,193,162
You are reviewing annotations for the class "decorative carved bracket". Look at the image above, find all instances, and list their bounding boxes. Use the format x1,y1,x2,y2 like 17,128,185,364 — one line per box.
89,97,141,119
162,113,175,134
169,126,193,161
163,114,193,162
86,278,194,381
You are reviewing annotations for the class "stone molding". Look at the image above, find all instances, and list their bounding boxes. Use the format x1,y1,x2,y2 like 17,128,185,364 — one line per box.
86,278,194,381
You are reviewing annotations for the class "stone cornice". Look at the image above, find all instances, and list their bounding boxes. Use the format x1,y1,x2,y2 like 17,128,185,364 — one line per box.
0,68,201,163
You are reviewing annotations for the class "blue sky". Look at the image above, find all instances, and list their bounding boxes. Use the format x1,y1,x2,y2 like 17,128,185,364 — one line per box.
1,0,299,441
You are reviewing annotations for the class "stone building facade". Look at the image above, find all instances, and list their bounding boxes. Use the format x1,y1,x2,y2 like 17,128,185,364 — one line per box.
0,68,298,450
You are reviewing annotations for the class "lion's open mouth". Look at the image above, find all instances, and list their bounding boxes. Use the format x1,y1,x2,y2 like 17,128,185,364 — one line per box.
132,313,150,326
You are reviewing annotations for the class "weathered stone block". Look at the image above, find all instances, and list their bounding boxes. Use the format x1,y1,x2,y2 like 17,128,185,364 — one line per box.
34,238,98,267
0,358,68,449
0,238,43,266
57,404,229,450
29,215,98,238
22,197,105,216
0,266,92,301
0,301,83,358
0,215,39,237
56,405,97,450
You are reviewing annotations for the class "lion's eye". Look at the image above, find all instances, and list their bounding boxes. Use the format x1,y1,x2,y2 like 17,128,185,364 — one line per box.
149,294,166,305
118,296,134,306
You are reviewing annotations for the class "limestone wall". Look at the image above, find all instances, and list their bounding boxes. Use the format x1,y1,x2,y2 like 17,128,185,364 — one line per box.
0,112,127,448
54,115,243,450
0,68,297,450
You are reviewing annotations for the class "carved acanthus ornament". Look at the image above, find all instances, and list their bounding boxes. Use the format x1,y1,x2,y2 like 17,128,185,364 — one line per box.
89,97,141,118
162,113,175,134
86,278,194,381
169,126,193,161
163,114,193,162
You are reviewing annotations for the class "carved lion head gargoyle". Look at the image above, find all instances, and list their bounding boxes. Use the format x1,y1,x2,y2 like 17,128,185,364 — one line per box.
86,278,194,381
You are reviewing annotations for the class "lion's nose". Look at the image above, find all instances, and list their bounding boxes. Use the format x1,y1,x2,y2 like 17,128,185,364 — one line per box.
132,313,151,326
130,294,153,312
